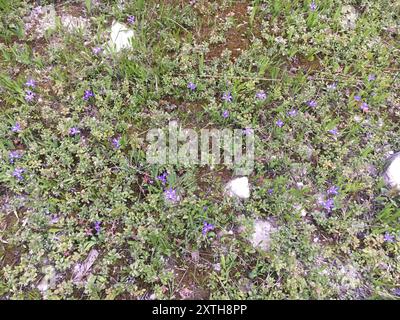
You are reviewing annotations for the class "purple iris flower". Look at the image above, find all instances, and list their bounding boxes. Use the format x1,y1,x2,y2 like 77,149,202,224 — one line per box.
222,110,229,118
360,102,369,112
92,47,102,54
327,185,339,196
94,221,101,234
383,232,395,243
256,90,267,100
11,122,21,133
83,90,94,101
25,90,35,102
393,288,400,297
222,92,232,102
69,127,80,136
327,83,337,90
323,198,334,211
9,150,22,163
328,128,339,135
112,137,121,149
25,79,36,88
287,109,298,117
368,74,376,81
13,167,25,180
268,188,274,195
354,95,362,101
307,100,317,108
157,172,168,185
276,119,284,127
164,188,178,203
310,1,317,11
202,221,215,235
243,128,254,135
127,15,136,24
187,82,196,91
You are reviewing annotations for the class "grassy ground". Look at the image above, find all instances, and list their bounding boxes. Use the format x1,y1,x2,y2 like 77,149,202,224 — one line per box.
0,0,399,299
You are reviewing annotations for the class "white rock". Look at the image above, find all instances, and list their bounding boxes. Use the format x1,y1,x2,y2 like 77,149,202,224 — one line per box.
37,265,57,292
341,5,358,30
226,177,250,199
61,15,88,32
249,219,277,252
107,21,134,52
383,152,400,190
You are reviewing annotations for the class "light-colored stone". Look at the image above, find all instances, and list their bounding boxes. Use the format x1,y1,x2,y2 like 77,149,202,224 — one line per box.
383,152,400,190
24,5,57,38
226,177,250,199
72,249,99,284
107,21,134,52
37,265,57,292
249,219,277,252
61,15,89,32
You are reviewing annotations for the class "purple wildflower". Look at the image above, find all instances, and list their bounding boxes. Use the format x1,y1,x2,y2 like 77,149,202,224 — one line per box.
393,288,400,297
164,188,178,203
25,90,35,102
327,185,339,196
310,1,317,11
83,90,94,101
383,232,395,243
11,122,21,133
368,74,376,81
92,47,102,55
202,221,215,235
25,79,36,88
327,82,337,90
94,221,101,234
222,110,229,118
157,172,168,185
354,95,362,101
323,198,334,212
287,109,298,117
222,92,232,102
13,167,25,180
276,119,284,127
112,136,121,149
328,128,339,135
360,102,369,112
243,128,254,135
127,15,136,25
268,188,274,195
187,82,196,91
307,100,317,108
9,150,22,163
256,90,267,100
69,127,80,136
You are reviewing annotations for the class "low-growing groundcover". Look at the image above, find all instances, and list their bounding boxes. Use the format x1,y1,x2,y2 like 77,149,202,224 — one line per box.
0,0,399,299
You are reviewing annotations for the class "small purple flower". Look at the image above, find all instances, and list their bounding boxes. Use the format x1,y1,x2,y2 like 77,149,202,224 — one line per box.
354,95,362,101
25,90,35,102
307,100,317,108
310,1,317,11
12,167,25,180
256,90,267,100
222,92,232,102
268,188,274,195
222,110,229,118
327,185,339,196
328,128,339,135
276,119,284,127
83,90,94,101
69,127,80,136
157,172,168,185
127,15,136,25
92,47,102,55
287,109,298,117
368,74,376,81
360,102,369,112
187,82,196,91
383,232,395,243
9,150,22,163
94,221,101,234
112,136,121,149
11,122,21,133
393,288,400,297
323,198,334,212
25,79,36,88
202,221,215,235
243,128,254,135
164,188,178,203
327,82,337,90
